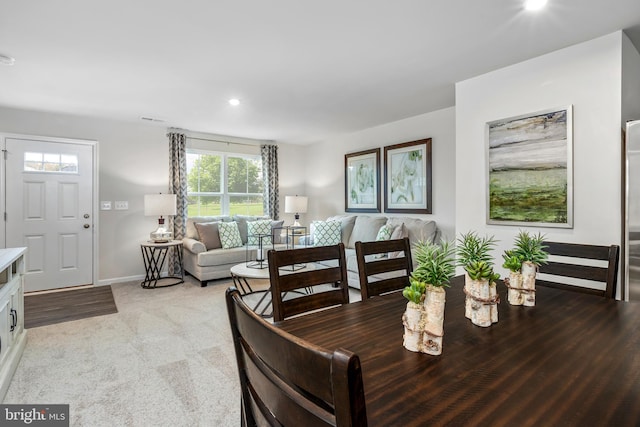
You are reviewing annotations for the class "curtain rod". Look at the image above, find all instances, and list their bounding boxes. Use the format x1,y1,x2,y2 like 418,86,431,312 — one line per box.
186,136,266,147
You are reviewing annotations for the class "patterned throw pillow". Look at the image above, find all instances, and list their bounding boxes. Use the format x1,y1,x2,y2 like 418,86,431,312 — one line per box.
247,220,273,246
375,224,394,241
313,220,341,246
218,221,243,249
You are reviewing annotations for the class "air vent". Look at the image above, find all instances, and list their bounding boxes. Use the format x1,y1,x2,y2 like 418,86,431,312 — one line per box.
140,116,166,123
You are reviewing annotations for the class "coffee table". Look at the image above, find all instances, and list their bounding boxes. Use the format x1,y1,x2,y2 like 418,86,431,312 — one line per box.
230,262,316,318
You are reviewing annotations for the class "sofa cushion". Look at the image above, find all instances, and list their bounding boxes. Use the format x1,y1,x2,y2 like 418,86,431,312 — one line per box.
219,221,244,249
247,220,273,245
386,217,437,244
326,215,357,246
347,216,388,248
194,222,222,250
186,216,232,239
197,246,247,267
313,220,341,246
388,223,410,258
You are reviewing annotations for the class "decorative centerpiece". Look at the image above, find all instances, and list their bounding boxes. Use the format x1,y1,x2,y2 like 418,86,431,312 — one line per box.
457,232,500,327
502,231,548,306
402,241,455,355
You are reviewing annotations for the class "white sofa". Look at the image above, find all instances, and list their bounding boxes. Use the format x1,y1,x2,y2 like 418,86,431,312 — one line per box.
182,215,286,286
182,213,439,288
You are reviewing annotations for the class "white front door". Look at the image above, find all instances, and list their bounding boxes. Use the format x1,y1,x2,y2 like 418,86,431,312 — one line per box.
5,137,95,292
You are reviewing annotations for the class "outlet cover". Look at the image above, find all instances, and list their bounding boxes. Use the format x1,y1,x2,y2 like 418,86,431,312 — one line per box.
114,201,128,210
100,201,112,210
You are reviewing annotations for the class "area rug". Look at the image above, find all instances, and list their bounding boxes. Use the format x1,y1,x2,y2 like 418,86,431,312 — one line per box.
24,285,118,328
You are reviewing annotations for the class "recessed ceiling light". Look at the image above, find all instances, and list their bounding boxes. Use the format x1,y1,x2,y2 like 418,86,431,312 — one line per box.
0,54,15,66
525,0,547,11
229,98,240,106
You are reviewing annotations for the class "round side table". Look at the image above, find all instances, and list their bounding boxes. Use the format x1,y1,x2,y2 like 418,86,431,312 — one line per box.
140,240,184,289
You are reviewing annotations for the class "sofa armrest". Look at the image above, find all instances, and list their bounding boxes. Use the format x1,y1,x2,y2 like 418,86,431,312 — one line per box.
183,237,206,254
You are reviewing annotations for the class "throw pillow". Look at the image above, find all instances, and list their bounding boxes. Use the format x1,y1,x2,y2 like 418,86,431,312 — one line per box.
376,224,394,241
271,220,284,244
218,221,243,249
247,220,273,246
194,222,222,250
313,220,341,246
389,223,409,258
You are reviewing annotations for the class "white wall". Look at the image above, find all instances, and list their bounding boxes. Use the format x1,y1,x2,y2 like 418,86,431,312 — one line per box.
302,107,456,240
0,106,168,283
456,32,624,279
622,32,640,125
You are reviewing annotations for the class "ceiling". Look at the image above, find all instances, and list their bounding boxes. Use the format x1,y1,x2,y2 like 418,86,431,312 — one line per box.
1,1,640,145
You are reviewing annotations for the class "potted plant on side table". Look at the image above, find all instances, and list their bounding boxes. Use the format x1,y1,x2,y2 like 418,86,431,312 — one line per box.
457,232,500,327
402,241,455,355
503,231,548,306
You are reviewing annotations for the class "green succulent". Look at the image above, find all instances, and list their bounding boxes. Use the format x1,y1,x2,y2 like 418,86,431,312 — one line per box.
402,241,456,303
456,232,500,281
502,250,524,272
503,231,549,272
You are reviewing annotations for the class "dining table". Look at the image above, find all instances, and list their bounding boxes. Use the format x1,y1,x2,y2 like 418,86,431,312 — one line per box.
276,275,640,426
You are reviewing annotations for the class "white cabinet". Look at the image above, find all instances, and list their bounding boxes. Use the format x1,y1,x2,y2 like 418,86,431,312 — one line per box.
0,248,27,401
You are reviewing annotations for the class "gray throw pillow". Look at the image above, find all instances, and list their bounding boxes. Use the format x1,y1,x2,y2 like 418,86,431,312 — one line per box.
194,222,222,250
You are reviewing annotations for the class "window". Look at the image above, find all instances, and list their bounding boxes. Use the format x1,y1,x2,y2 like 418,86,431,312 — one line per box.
24,152,78,173
186,150,264,217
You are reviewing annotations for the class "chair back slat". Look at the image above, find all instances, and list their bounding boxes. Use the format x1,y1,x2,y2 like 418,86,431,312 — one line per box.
355,238,413,300
226,288,368,426
537,241,620,299
268,243,349,322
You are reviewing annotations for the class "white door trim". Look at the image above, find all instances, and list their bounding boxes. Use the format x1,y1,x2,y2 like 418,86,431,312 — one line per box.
0,132,99,287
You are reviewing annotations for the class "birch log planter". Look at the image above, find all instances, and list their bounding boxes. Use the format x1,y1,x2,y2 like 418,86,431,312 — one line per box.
464,273,499,327
505,262,537,306
402,286,446,355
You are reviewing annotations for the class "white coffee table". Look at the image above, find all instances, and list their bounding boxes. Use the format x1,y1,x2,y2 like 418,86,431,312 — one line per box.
230,262,316,318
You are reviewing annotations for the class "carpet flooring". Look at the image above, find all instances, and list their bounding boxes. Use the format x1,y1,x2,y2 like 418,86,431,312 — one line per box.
24,285,118,328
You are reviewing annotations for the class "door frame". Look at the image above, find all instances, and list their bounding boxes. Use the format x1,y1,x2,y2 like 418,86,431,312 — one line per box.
0,133,99,287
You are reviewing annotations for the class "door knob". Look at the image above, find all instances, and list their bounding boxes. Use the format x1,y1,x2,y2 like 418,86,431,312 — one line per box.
84,214,90,219
84,224,90,229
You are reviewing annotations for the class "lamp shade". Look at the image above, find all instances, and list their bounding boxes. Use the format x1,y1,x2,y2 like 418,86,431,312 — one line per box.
144,194,177,216
284,196,308,214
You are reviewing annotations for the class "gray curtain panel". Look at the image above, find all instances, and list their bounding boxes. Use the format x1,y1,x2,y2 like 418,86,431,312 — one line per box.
168,131,187,275
261,144,279,220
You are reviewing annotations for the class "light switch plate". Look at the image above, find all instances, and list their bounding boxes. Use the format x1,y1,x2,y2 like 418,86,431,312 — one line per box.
114,201,128,210
100,201,112,210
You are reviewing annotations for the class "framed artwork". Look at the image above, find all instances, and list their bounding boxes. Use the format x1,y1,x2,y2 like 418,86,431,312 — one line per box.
486,106,573,228
345,148,380,213
384,138,432,214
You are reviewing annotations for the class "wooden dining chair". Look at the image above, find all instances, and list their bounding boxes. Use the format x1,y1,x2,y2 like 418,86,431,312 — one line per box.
267,243,350,322
537,241,620,299
355,237,413,300
225,287,368,427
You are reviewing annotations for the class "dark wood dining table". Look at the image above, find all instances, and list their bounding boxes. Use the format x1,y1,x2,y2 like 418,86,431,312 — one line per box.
276,275,640,426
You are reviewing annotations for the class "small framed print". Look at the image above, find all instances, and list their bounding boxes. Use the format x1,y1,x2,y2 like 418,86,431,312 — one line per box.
345,148,380,213
384,138,432,214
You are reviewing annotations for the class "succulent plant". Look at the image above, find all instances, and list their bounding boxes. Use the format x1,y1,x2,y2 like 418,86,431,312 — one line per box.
456,232,500,281
502,231,549,272
402,241,455,304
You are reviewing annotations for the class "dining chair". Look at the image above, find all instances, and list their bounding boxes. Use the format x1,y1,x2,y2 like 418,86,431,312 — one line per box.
355,237,413,300
537,241,620,299
225,287,368,427
267,243,350,322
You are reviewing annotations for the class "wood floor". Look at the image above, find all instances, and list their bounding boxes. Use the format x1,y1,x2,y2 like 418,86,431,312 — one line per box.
24,285,118,328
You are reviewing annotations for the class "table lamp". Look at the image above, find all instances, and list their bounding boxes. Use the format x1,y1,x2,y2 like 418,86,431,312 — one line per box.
285,195,308,227
144,194,177,242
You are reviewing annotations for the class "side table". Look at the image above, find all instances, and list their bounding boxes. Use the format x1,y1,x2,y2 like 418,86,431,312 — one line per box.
140,240,184,289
